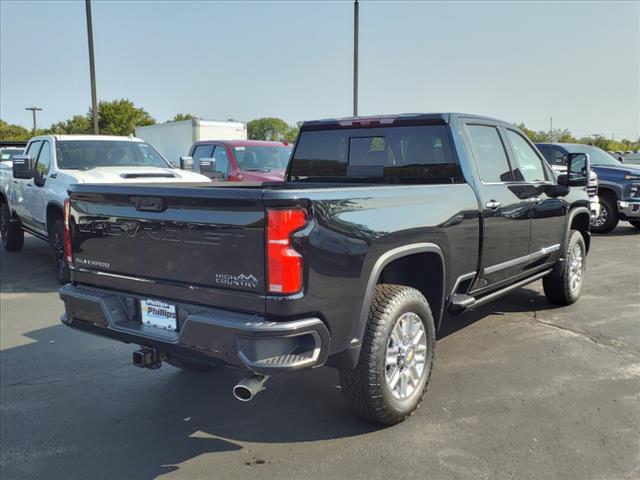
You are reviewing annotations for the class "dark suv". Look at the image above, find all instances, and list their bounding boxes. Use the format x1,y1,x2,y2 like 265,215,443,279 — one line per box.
537,143,640,232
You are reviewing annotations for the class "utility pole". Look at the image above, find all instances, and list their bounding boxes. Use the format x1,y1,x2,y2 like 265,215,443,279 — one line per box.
85,0,99,134
353,0,359,117
549,116,553,141
25,107,42,135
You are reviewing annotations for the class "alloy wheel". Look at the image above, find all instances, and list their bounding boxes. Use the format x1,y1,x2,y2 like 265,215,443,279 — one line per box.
385,312,428,400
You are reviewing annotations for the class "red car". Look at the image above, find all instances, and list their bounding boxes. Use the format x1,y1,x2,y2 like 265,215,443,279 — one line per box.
187,140,292,182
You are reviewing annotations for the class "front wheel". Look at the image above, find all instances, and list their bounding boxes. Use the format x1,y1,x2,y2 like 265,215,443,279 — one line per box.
50,220,70,284
591,194,618,233
339,284,436,425
0,203,24,252
543,230,586,306
630,220,640,230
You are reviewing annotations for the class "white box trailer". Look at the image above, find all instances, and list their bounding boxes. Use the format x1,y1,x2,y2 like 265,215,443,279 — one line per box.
135,119,247,166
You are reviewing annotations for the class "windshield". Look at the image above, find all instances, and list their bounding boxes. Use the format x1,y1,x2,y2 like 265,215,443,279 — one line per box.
56,140,170,170
233,145,291,171
0,148,23,161
563,144,623,166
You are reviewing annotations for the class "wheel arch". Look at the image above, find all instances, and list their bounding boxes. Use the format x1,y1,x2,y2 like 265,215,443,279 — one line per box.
566,207,591,254
46,201,64,235
356,243,446,341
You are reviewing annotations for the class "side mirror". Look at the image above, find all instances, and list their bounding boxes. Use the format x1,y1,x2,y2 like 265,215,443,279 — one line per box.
12,155,35,179
179,156,194,171
33,170,46,187
559,153,590,187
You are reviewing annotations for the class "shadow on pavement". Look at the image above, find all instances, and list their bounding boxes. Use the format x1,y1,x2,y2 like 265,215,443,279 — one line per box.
591,224,639,237
0,235,59,293
0,283,561,479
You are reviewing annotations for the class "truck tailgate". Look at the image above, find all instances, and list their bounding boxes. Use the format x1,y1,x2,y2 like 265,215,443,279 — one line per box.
68,185,266,296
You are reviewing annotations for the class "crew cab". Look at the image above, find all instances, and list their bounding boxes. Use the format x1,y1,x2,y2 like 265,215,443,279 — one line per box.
182,140,292,182
59,114,592,424
0,135,210,283
537,143,640,232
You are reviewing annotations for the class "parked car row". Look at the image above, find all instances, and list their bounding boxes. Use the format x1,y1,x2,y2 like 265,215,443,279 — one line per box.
537,143,640,232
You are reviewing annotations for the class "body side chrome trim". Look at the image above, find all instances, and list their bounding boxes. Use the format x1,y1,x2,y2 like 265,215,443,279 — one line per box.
484,244,560,275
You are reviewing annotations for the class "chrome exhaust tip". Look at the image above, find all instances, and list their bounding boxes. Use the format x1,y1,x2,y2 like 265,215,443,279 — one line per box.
232,374,269,402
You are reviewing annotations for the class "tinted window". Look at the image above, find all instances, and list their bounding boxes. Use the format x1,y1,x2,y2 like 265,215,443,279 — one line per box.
548,148,567,167
56,141,168,169
466,125,513,182
212,146,230,174
26,140,42,159
35,141,51,175
192,144,214,161
506,130,547,182
290,125,459,180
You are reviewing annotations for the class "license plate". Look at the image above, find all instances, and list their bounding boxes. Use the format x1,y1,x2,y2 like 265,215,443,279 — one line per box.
140,298,177,331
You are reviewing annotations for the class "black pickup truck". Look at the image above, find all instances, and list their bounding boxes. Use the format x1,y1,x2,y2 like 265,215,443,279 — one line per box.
59,113,592,424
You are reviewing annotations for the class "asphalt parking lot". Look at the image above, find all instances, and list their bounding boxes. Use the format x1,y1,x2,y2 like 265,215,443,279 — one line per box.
1,227,639,480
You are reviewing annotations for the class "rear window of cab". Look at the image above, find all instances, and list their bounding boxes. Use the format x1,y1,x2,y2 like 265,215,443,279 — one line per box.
289,125,461,181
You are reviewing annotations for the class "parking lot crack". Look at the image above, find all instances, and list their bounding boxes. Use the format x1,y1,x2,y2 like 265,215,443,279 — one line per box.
524,311,640,359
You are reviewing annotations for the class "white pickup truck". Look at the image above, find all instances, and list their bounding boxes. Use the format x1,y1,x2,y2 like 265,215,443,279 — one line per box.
0,134,210,283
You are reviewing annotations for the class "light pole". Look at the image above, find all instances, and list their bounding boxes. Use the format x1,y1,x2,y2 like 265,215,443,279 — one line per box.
85,0,99,134
353,0,359,117
25,107,42,135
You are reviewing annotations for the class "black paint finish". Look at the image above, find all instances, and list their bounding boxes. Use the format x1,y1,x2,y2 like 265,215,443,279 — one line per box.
63,113,591,370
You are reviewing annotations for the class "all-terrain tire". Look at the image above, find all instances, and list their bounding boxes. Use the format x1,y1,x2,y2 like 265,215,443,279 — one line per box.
591,193,618,233
50,219,70,284
0,202,24,251
339,284,436,425
543,230,586,306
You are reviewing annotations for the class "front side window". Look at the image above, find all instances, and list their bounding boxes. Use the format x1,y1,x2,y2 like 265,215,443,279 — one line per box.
549,148,567,167
192,144,214,161
290,125,459,180
35,141,51,175
466,125,513,183
506,130,547,182
26,140,42,160
56,141,169,169
212,146,230,174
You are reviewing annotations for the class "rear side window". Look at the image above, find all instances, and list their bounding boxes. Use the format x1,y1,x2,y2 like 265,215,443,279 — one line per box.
505,130,547,182
466,125,513,183
289,125,459,180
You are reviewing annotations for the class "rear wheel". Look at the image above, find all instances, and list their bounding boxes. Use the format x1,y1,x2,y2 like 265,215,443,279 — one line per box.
630,220,640,230
50,219,70,284
0,202,24,251
339,284,436,425
591,194,618,233
543,230,586,306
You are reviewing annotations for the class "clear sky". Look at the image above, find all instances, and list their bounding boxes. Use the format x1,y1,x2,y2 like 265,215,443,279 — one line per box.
1,0,638,139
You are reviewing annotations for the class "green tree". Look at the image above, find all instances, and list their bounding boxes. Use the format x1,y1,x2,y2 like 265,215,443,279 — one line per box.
170,113,195,122
48,115,92,135
247,117,290,141
92,99,155,136
285,121,303,143
0,119,31,140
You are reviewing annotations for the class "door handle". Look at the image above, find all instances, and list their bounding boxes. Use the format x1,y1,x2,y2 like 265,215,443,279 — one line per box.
485,200,501,210
26,183,32,187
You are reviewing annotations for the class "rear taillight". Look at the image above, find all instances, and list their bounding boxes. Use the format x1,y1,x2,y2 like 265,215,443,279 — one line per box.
267,208,307,294
63,199,72,263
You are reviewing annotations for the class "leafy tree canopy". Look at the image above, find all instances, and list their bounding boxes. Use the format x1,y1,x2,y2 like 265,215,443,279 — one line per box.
247,117,290,141
0,119,31,141
49,115,92,135
92,99,156,136
171,113,195,122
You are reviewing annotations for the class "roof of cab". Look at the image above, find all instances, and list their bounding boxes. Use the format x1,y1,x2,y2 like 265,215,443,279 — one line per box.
301,113,514,129
192,139,292,148
29,134,144,142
